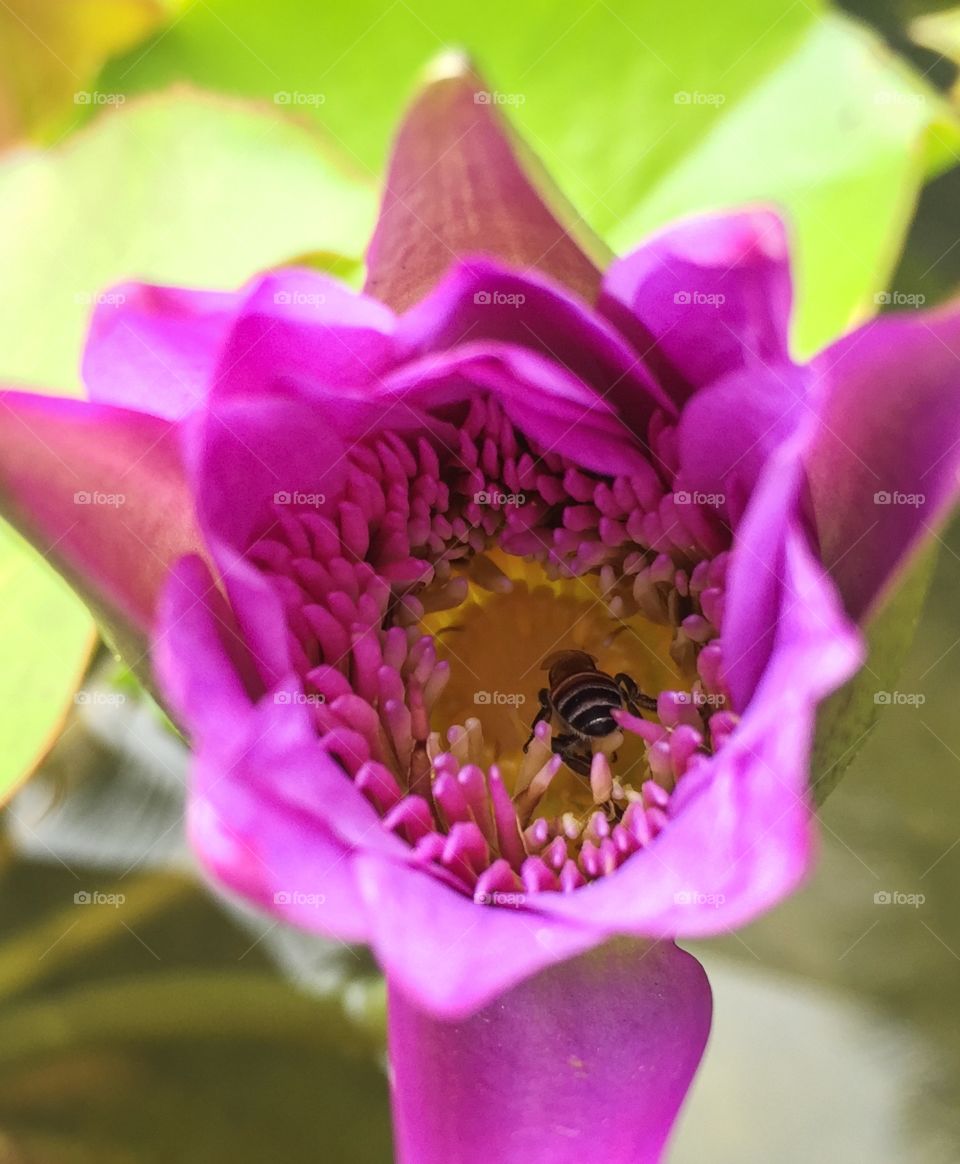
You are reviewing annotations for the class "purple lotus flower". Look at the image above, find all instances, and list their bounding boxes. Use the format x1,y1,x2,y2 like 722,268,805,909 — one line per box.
3,57,960,1163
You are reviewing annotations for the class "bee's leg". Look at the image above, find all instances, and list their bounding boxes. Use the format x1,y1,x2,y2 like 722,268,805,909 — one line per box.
615,673,658,715
522,689,553,752
551,734,592,778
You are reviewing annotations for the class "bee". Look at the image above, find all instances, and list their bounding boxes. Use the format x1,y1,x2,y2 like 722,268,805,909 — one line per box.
522,649,658,778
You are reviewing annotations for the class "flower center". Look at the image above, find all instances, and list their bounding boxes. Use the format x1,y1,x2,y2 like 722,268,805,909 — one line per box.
252,393,737,900
420,549,684,813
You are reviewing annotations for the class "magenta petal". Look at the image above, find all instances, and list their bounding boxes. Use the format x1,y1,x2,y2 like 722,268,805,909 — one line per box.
212,268,396,396
188,758,371,943
381,344,650,478
0,390,201,651
676,361,810,524
83,282,240,419
388,939,711,1164
600,208,792,403
807,305,960,622
162,609,377,940
364,55,604,310
153,554,261,742
396,258,676,430
184,386,353,687
355,854,599,1018
187,388,349,554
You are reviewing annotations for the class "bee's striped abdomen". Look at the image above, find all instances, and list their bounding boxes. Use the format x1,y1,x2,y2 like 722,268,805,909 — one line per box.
552,671,623,738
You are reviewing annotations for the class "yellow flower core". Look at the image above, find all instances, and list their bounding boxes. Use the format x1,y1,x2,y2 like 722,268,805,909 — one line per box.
420,548,695,820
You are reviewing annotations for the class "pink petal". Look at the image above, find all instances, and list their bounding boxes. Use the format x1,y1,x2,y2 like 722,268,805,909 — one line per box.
354,853,599,1018
395,257,676,430
388,939,711,1164
600,208,792,403
675,361,810,525
0,390,202,658
83,282,240,419
211,267,396,395
807,304,960,622
364,54,604,310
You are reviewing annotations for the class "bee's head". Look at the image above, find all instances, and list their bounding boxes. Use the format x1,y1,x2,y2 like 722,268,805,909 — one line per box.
541,649,598,686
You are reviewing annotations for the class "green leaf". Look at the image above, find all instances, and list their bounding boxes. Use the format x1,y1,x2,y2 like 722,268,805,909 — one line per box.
0,89,375,801
0,859,390,1163
812,542,937,805
0,88,376,393
0,525,94,805
0,0,175,146
0,973,391,1163
608,13,960,358
100,0,959,354
911,7,960,75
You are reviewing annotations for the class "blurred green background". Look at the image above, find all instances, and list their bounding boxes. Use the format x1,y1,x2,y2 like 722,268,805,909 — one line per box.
2,1,960,1160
